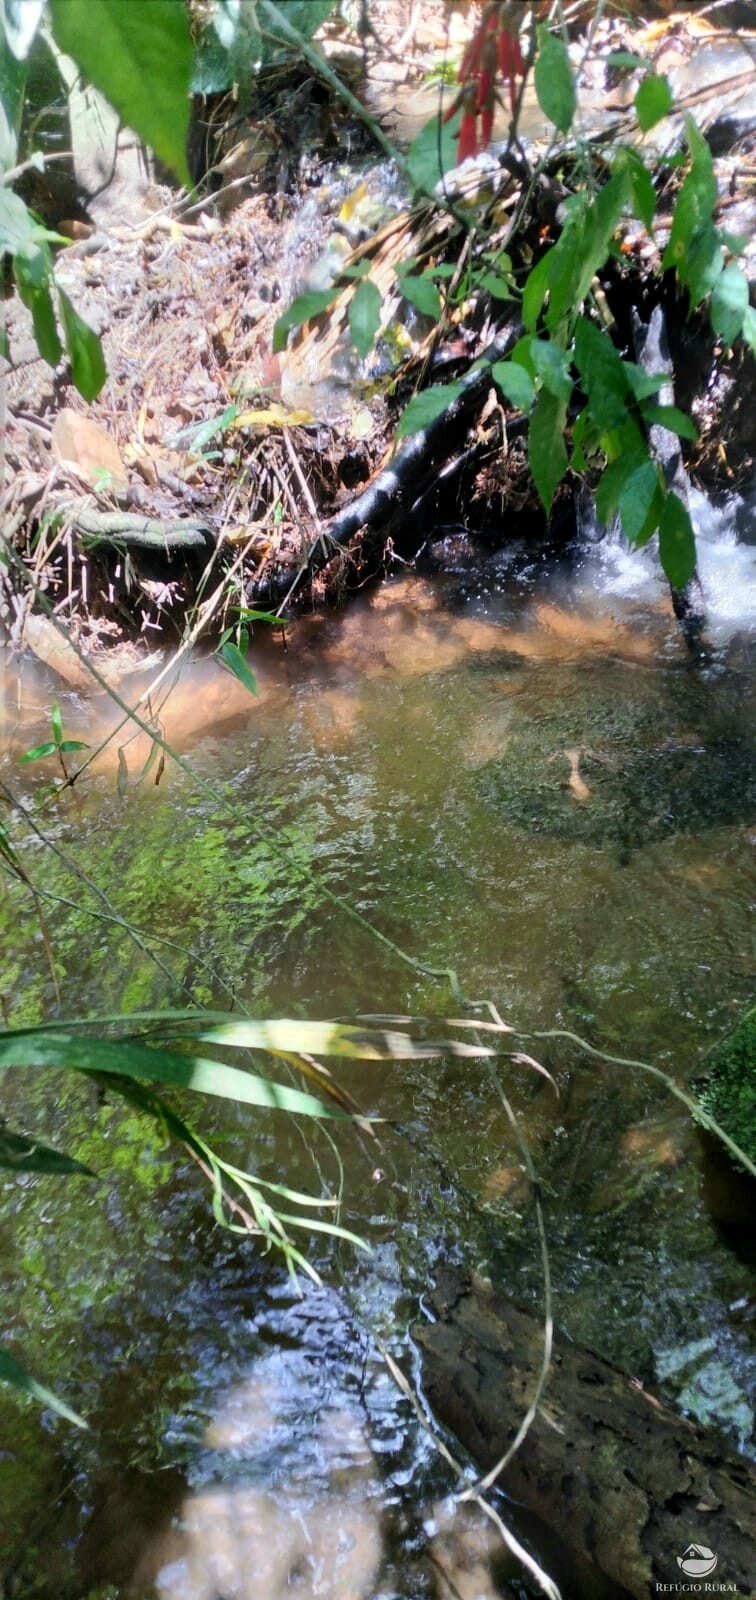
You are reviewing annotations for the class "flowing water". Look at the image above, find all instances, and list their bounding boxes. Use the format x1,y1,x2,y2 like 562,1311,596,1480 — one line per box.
1,505,755,1599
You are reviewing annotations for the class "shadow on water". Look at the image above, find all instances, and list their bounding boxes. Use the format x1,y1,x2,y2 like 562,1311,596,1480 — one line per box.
1,498,754,1597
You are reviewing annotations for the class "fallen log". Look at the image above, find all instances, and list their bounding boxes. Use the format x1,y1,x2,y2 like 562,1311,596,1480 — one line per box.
415,1269,756,1600
247,324,521,607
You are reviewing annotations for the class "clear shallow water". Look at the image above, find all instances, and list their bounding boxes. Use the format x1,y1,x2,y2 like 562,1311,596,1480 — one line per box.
1,519,754,1599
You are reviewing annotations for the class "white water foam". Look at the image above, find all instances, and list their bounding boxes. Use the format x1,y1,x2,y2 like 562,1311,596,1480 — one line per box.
574,486,756,641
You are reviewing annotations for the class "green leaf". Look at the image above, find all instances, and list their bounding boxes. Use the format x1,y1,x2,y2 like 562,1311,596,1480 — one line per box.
406,110,461,195
349,277,382,359
56,288,106,401
530,338,573,403
58,739,89,754
617,459,663,546
491,359,535,411
0,1129,95,1175
662,124,718,299
394,383,465,441
397,273,442,319
18,741,58,764
529,389,568,513
0,1345,88,1428
710,263,749,346
606,51,649,69
49,0,192,185
642,404,698,441
741,304,756,360
0,327,8,359
50,700,63,745
544,167,631,333
535,25,575,134
622,148,656,234
623,361,666,402
479,271,512,301
634,72,673,132
14,269,61,367
272,288,340,353
0,1033,354,1120
522,250,552,333
573,316,629,429
658,492,697,589
218,641,258,698
595,420,648,523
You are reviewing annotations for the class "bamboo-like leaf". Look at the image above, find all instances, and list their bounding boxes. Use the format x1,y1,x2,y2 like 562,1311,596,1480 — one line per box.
183,1019,494,1060
0,1033,357,1119
218,641,258,697
0,1345,88,1427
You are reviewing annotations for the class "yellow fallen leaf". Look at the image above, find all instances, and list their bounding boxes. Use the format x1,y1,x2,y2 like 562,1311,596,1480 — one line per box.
338,180,367,223
232,404,315,429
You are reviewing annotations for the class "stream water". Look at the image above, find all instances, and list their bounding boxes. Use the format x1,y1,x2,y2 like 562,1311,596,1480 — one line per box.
1,503,755,1599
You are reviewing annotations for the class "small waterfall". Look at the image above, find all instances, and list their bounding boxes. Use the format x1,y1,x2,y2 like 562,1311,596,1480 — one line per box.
574,486,756,642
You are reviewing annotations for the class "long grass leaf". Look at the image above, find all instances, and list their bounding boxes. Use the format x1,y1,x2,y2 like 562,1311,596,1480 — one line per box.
0,1034,359,1119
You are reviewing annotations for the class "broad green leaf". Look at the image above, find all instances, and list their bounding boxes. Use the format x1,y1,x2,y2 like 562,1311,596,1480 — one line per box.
0,1033,354,1120
530,338,573,403
595,420,648,523
0,1345,88,1428
570,405,601,473
573,316,629,429
397,273,441,319
623,362,666,402
491,359,535,411
51,700,63,745
18,741,58,764
59,738,88,753
535,26,575,134
522,250,552,332
2,0,46,58
14,275,61,367
56,288,106,401
529,389,568,513
685,223,724,307
662,124,718,298
710,263,749,346
634,73,673,132
480,271,512,301
218,641,258,697
349,277,382,359
544,168,630,333
618,459,663,546
658,492,697,589
642,404,698,442
406,110,461,195
741,304,756,360
0,1129,94,1175
394,383,465,440
622,148,656,234
49,0,192,185
273,287,340,353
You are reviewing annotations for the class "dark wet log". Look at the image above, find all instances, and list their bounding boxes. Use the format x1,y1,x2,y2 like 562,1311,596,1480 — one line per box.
632,304,707,643
415,1269,756,1600
248,324,521,606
